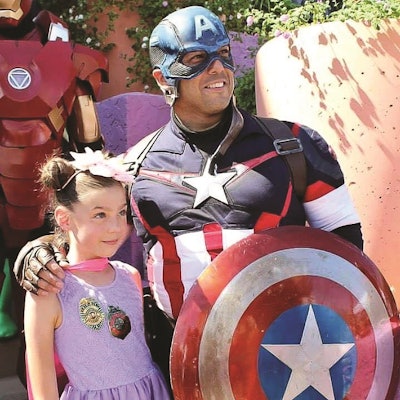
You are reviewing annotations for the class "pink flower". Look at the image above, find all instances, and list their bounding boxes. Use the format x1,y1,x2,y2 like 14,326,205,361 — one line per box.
162,1,168,7
280,14,289,23
274,29,291,39
246,15,254,27
70,148,135,183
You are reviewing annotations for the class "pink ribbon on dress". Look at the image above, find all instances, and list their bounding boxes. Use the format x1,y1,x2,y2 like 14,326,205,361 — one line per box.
64,258,109,272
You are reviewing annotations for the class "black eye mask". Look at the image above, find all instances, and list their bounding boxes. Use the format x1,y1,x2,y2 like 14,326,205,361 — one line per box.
169,51,235,80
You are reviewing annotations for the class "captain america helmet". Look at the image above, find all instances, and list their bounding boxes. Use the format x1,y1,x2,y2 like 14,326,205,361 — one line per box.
0,0,32,28
149,6,235,86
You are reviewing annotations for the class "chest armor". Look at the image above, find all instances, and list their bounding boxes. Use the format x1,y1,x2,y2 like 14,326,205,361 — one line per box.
0,39,76,120
0,40,77,238
133,141,305,236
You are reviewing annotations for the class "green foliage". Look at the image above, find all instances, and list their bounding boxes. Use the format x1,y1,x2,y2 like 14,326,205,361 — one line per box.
38,0,400,112
235,69,256,114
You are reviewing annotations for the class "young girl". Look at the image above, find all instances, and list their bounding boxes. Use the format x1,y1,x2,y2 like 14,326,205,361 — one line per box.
24,148,170,399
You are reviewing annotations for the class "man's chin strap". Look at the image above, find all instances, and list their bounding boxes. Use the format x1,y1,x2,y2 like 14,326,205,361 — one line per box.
162,84,179,106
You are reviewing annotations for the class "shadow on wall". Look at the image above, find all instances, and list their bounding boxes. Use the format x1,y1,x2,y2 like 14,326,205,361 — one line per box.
96,92,170,275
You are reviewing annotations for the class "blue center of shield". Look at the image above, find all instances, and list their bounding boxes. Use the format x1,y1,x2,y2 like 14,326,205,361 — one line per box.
258,304,356,399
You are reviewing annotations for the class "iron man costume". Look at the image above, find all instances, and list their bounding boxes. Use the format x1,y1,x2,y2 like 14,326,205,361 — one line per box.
0,0,108,251
0,0,107,349
130,105,361,320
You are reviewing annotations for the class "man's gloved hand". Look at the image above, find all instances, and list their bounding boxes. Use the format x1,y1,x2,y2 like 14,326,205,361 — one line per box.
13,235,67,295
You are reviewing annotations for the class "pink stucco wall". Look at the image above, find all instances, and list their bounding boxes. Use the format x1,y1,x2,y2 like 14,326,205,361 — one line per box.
256,19,400,307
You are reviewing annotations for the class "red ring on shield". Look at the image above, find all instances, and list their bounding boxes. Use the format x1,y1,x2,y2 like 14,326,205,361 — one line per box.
170,226,400,399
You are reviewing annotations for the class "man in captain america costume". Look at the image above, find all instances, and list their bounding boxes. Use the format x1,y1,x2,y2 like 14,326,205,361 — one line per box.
128,5,363,319
0,0,108,382
12,5,363,391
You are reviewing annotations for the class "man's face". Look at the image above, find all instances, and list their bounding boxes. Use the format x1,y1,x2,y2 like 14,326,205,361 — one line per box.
173,45,235,123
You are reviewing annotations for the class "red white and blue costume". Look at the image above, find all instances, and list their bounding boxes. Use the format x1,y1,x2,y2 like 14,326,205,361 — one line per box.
130,105,361,320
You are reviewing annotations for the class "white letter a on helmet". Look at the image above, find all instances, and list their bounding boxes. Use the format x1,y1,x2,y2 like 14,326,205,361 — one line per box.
194,15,217,39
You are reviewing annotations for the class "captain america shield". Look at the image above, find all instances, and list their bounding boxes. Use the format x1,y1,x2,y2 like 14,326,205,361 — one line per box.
170,226,400,400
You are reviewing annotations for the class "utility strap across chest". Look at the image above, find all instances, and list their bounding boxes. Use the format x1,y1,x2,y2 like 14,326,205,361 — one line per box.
253,116,307,199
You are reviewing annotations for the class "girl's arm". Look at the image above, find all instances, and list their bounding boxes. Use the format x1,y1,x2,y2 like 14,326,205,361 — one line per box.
124,263,142,291
132,268,142,291
24,291,62,400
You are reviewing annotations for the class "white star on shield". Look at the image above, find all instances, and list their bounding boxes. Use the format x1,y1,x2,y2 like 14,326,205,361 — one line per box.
262,304,355,400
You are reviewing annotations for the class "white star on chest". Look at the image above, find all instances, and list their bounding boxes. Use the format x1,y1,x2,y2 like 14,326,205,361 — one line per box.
182,166,237,208
262,305,354,400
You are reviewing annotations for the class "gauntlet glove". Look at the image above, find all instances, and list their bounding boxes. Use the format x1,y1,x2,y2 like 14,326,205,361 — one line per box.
13,235,68,294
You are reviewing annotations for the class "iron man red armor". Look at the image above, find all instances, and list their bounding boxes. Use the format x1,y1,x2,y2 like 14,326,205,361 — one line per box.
0,1,108,252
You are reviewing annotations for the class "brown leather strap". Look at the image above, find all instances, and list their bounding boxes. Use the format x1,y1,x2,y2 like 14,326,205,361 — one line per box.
254,116,307,199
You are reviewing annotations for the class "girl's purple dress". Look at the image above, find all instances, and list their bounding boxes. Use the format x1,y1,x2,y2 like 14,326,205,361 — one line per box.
55,260,170,399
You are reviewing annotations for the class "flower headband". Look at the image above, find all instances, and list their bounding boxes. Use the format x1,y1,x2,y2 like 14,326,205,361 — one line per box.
58,147,134,191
